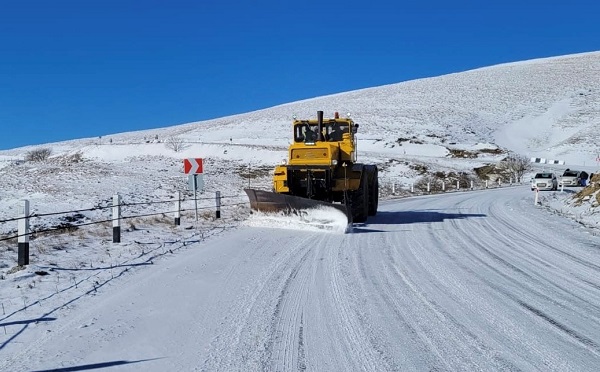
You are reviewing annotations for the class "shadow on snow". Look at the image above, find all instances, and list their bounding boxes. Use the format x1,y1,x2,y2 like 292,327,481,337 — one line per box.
31,357,164,372
352,209,487,232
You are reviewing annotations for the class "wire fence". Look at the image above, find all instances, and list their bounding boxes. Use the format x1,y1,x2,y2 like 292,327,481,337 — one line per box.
1,177,527,267
0,192,249,244
379,176,524,198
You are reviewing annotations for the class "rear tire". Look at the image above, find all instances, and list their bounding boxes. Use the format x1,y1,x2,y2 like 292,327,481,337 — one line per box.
367,165,378,216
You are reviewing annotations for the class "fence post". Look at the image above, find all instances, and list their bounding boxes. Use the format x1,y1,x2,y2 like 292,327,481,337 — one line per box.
112,194,121,243
456,180,460,190
411,183,414,193
470,180,474,190
174,191,181,226
534,188,539,205
18,200,30,266
427,182,430,193
215,191,221,219
442,181,445,192
392,182,395,195
485,180,488,189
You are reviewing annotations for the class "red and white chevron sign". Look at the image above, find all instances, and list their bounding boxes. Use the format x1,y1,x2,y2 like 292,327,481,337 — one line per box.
183,158,203,174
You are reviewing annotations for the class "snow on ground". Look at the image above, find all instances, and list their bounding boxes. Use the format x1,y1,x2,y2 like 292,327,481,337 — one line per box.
1,51,600,370
245,207,351,234
2,186,600,371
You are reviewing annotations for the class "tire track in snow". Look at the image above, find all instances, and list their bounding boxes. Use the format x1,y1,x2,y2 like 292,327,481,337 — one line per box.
326,234,392,371
266,242,313,371
405,190,600,365
200,229,323,371
365,226,520,371
450,198,600,327
200,232,314,371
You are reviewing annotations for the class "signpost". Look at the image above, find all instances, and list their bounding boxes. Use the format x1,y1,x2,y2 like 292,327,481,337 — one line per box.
184,158,204,221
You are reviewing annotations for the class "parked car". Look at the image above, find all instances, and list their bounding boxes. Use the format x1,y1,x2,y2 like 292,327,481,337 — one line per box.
531,172,558,191
560,169,582,186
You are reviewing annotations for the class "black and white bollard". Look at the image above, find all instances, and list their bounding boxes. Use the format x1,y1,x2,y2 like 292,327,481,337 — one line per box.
112,194,121,243
215,191,221,219
174,191,181,226
18,200,30,266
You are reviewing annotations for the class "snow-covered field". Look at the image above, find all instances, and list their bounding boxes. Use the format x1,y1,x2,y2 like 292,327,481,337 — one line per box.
1,51,600,370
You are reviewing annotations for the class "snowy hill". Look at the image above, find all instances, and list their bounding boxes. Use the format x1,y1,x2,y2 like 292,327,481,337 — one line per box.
1,50,600,239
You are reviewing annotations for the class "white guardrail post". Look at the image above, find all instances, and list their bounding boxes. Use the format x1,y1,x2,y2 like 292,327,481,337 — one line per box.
18,200,30,266
215,191,221,219
112,193,121,243
174,191,181,225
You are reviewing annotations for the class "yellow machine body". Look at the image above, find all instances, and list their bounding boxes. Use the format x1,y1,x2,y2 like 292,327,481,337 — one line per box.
246,111,378,223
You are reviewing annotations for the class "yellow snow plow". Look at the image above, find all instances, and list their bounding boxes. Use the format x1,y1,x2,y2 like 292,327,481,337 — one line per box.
245,111,378,224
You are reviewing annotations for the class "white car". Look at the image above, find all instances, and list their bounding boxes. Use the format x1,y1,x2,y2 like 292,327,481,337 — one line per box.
531,172,558,191
560,169,582,186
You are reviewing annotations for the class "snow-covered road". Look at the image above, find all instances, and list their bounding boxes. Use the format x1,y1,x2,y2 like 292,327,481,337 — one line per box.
3,186,600,371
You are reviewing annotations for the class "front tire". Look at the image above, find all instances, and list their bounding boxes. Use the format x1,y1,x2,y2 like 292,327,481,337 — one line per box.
351,171,369,223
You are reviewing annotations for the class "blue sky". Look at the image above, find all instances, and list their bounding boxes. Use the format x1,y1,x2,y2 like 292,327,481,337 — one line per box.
1,0,598,150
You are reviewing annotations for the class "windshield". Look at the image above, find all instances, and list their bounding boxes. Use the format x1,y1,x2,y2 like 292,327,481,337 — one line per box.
563,171,578,177
535,173,553,179
294,124,320,143
325,122,349,141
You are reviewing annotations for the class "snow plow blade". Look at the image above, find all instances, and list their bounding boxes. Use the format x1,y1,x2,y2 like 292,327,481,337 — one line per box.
244,189,351,223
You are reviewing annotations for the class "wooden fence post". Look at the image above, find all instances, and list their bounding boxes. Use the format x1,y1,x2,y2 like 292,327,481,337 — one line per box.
112,194,121,243
18,200,30,266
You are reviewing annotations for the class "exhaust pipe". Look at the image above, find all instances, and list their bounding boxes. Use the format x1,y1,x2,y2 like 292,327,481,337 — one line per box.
317,110,324,141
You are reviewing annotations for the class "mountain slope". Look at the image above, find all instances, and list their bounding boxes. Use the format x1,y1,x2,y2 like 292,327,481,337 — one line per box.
1,51,599,231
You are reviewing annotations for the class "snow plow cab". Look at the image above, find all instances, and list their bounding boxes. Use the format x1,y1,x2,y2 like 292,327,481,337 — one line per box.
245,111,378,223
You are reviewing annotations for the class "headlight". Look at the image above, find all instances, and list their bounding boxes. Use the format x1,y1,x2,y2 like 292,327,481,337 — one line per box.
332,159,338,166
280,159,287,165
